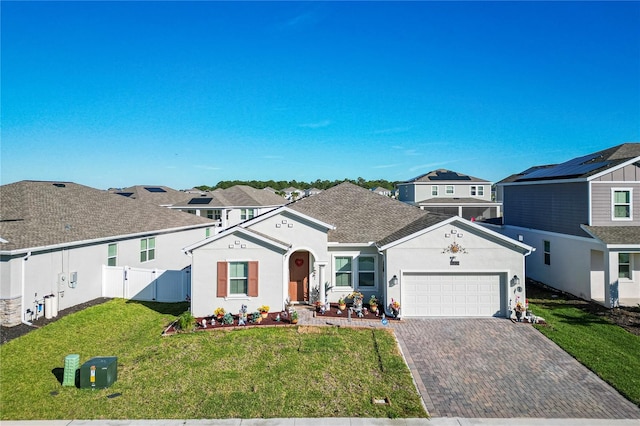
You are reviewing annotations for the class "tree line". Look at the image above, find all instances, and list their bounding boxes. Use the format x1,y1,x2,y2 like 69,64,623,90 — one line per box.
195,177,397,192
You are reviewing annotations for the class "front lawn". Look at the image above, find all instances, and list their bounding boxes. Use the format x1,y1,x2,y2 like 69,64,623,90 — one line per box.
529,288,640,406
0,299,426,420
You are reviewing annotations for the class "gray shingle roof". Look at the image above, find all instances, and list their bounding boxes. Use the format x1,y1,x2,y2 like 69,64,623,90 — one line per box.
1,181,214,252
582,225,640,245
112,185,187,206
172,185,286,208
402,169,489,184
509,143,640,183
288,182,451,244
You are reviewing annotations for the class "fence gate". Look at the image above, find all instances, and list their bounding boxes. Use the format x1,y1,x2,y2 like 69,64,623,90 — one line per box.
102,265,191,302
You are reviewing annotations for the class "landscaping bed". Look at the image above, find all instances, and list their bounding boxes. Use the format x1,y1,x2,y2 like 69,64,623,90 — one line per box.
311,303,400,322
162,311,298,335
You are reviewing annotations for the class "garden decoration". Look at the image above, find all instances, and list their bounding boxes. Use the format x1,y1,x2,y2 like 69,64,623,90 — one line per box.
369,295,379,314
390,299,400,318
238,304,247,326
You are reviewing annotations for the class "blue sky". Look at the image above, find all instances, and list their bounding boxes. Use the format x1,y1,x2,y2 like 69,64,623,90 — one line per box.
2,1,639,190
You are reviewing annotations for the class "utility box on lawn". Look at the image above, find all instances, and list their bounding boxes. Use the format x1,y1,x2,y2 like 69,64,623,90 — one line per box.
80,357,117,389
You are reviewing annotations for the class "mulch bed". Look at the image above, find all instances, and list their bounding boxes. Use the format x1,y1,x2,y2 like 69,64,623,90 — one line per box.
311,303,400,321
162,311,298,336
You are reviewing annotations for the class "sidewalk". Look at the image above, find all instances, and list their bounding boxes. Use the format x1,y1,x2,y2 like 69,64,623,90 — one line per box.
2,418,639,425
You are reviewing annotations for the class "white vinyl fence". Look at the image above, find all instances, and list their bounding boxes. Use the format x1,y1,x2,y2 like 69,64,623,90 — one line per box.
102,265,191,302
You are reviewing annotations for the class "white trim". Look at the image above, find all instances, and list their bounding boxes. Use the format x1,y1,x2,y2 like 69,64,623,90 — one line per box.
183,226,290,253
379,216,534,253
0,223,213,256
588,156,640,181
588,181,593,226
611,187,633,221
502,224,598,243
240,206,335,231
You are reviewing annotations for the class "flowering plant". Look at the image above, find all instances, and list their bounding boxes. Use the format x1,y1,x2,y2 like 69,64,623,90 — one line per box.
347,291,364,301
337,297,346,305
390,299,400,310
257,305,270,313
369,295,379,306
214,307,226,317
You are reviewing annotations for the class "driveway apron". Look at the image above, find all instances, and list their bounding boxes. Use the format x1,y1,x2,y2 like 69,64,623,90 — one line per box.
393,318,640,419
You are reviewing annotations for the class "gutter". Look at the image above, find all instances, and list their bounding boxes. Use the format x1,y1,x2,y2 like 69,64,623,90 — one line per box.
21,251,32,326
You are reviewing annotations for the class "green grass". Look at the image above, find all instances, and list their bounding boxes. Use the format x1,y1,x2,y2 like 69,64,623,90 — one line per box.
0,299,426,420
530,298,640,406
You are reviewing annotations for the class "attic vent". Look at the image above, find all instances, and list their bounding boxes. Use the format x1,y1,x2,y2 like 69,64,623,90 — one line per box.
53,183,66,188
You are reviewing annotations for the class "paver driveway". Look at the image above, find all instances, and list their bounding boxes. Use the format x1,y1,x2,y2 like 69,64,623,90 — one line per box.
394,318,640,419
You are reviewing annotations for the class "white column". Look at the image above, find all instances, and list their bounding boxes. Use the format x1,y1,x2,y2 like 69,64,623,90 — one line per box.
315,262,327,305
605,250,619,308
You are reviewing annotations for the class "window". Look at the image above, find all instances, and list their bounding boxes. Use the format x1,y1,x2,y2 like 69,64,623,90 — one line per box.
107,243,117,266
358,256,375,287
612,189,632,220
619,253,631,279
431,186,438,196
241,209,256,220
446,185,454,195
206,209,222,220
140,237,155,262
217,261,258,298
205,228,211,238
543,240,550,265
186,210,196,215
335,257,352,287
470,186,484,196
229,262,248,295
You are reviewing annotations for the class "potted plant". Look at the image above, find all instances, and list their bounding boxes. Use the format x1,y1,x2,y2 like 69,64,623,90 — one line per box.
214,307,226,320
250,311,262,324
222,312,234,325
338,297,346,311
290,309,299,324
369,295,379,313
390,299,400,317
258,305,270,318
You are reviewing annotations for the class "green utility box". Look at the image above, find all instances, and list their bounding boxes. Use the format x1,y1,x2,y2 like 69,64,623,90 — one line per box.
80,357,117,389
62,354,80,387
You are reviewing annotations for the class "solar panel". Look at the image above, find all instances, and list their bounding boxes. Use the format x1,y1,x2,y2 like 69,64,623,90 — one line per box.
188,197,213,205
116,192,134,197
518,157,609,181
429,171,471,181
144,187,166,193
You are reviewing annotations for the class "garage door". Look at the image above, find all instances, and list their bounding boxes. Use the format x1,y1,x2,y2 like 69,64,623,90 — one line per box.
401,273,505,317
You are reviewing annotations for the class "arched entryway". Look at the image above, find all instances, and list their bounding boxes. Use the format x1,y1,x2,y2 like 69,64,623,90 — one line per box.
288,251,310,303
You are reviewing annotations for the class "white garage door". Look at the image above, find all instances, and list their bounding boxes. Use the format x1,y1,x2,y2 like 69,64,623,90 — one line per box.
401,273,505,317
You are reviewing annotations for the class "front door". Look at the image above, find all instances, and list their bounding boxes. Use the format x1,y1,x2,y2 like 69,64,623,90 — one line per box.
288,251,309,302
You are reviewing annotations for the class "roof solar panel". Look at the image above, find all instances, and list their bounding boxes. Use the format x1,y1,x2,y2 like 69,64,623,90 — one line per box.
518,160,609,181
116,192,134,197
144,187,166,193
188,197,213,205
429,171,471,181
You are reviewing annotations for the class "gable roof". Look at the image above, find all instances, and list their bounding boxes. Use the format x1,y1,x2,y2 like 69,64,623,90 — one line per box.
507,143,640,183
401,169,490,184
1,181,214,253
111,185,187,206
581,225,640,246
288,182,451,244
172,185,286,208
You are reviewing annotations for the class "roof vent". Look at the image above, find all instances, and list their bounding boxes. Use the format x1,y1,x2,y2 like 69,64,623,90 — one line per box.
53,183,66,188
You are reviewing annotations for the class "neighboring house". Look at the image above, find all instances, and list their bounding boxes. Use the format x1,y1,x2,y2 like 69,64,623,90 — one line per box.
397,169,501,221
184,182,532,319
169,185,287,232
371,186,392,197
110,185,187,207
493,143,640,308
0,181,215,327
305,187,323,197
283,187,302,201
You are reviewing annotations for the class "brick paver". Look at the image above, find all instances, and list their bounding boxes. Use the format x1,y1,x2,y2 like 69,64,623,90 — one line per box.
298,308,640,419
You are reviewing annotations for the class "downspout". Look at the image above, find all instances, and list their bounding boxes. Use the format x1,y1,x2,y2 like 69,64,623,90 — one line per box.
377,246,394,318
21,251,32,326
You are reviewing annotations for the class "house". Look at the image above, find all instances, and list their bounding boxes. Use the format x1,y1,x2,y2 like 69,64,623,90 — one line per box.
169,185,287,232
305,187,323,197
493,143,640,307
184,182,532,319
282,187,302,201
0,181,215,327
371,186,392,197
110,185,187,207
397,169,501,221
